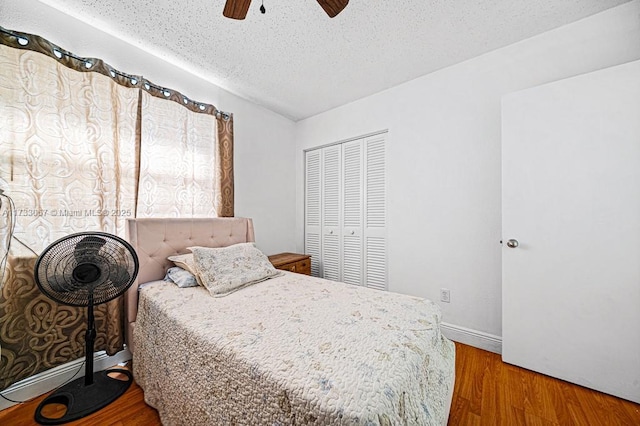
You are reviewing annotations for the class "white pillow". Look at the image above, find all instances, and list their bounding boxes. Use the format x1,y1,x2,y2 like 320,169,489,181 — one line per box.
163,267,199,288
167,253,203,286
190,243,280,297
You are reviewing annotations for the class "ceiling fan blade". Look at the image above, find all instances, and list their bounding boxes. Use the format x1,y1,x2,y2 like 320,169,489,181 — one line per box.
316,0,349,18
223,0,252,20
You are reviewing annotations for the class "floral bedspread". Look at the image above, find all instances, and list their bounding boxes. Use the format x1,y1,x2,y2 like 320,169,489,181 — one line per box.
133,272,455,425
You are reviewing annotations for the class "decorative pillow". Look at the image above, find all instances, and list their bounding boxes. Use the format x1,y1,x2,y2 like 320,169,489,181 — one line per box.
167,253,203,286
163,266,199,288
189,243,281,297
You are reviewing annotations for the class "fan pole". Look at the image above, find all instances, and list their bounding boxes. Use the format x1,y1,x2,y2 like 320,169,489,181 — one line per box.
85,295,96,386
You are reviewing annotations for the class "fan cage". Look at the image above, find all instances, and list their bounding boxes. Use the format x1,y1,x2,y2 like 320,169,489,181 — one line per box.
35,232,138,307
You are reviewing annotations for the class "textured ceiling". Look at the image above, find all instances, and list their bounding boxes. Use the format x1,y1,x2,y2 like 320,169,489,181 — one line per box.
36,0,630,121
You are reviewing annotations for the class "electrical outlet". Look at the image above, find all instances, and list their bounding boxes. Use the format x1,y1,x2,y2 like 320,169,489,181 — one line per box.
440,288,451,303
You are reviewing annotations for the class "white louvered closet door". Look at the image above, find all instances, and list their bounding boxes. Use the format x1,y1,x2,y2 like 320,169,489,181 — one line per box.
304,149,322,277
321,145,341,281
304,132,386,289
341,140,363,286
364,134,387,290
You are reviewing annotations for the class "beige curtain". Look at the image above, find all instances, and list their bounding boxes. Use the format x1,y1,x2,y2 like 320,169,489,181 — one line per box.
0,26,235,391
0,42,139,390
217,114,234,217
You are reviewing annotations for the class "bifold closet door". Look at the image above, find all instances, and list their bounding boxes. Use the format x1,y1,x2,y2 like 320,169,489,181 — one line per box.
342,140,363,286
304,149,321,277
363,134,387,291
321,145,341,281
305,133,387,290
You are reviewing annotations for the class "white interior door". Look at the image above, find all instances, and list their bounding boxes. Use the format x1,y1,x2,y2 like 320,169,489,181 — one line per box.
502,60,640,403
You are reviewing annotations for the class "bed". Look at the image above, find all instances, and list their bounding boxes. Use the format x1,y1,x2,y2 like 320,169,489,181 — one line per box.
126,217,455,425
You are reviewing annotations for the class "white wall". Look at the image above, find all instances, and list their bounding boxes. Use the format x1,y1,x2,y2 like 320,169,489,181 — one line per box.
0,0,297,255
295,1,640,350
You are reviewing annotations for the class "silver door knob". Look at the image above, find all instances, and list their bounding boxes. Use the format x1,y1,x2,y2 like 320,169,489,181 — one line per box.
350,231,355,235
506,239,519,248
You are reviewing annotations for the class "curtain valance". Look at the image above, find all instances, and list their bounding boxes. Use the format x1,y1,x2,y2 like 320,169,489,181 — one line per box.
0,25,234,218
0,26,231,119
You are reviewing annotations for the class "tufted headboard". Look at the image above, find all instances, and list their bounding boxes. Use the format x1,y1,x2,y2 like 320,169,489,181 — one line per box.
124,217,255,351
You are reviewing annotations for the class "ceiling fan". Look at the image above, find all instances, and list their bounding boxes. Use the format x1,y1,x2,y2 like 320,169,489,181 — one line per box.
223,0,349,19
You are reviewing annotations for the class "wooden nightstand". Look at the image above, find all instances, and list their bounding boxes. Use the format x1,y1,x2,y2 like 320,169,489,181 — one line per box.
268,253,311,275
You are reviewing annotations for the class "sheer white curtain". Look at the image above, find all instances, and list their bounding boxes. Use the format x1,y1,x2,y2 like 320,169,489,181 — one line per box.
137,91,219,217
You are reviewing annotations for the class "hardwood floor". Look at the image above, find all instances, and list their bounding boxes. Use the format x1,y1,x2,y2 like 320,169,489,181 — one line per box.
449,343,640,425
1,342,638,425
0,375,160,426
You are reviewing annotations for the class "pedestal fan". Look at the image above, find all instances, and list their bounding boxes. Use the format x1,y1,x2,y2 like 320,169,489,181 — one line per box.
33,232,138,424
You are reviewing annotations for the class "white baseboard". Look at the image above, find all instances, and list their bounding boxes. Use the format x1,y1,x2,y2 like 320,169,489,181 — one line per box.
0,348,132,411
441,322,502,354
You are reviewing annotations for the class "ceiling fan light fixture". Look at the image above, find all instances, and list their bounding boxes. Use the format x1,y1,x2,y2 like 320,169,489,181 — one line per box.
316,0,349,18
223,0,349,19
223,0,252,20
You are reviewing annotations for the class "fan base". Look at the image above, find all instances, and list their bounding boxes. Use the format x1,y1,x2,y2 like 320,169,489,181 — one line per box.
34,369,132,425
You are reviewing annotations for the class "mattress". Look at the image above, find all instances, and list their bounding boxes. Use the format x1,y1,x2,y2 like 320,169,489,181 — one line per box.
133,272,455,425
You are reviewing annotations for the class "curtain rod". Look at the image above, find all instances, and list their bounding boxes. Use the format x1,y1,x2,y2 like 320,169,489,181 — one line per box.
0,27,231,121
